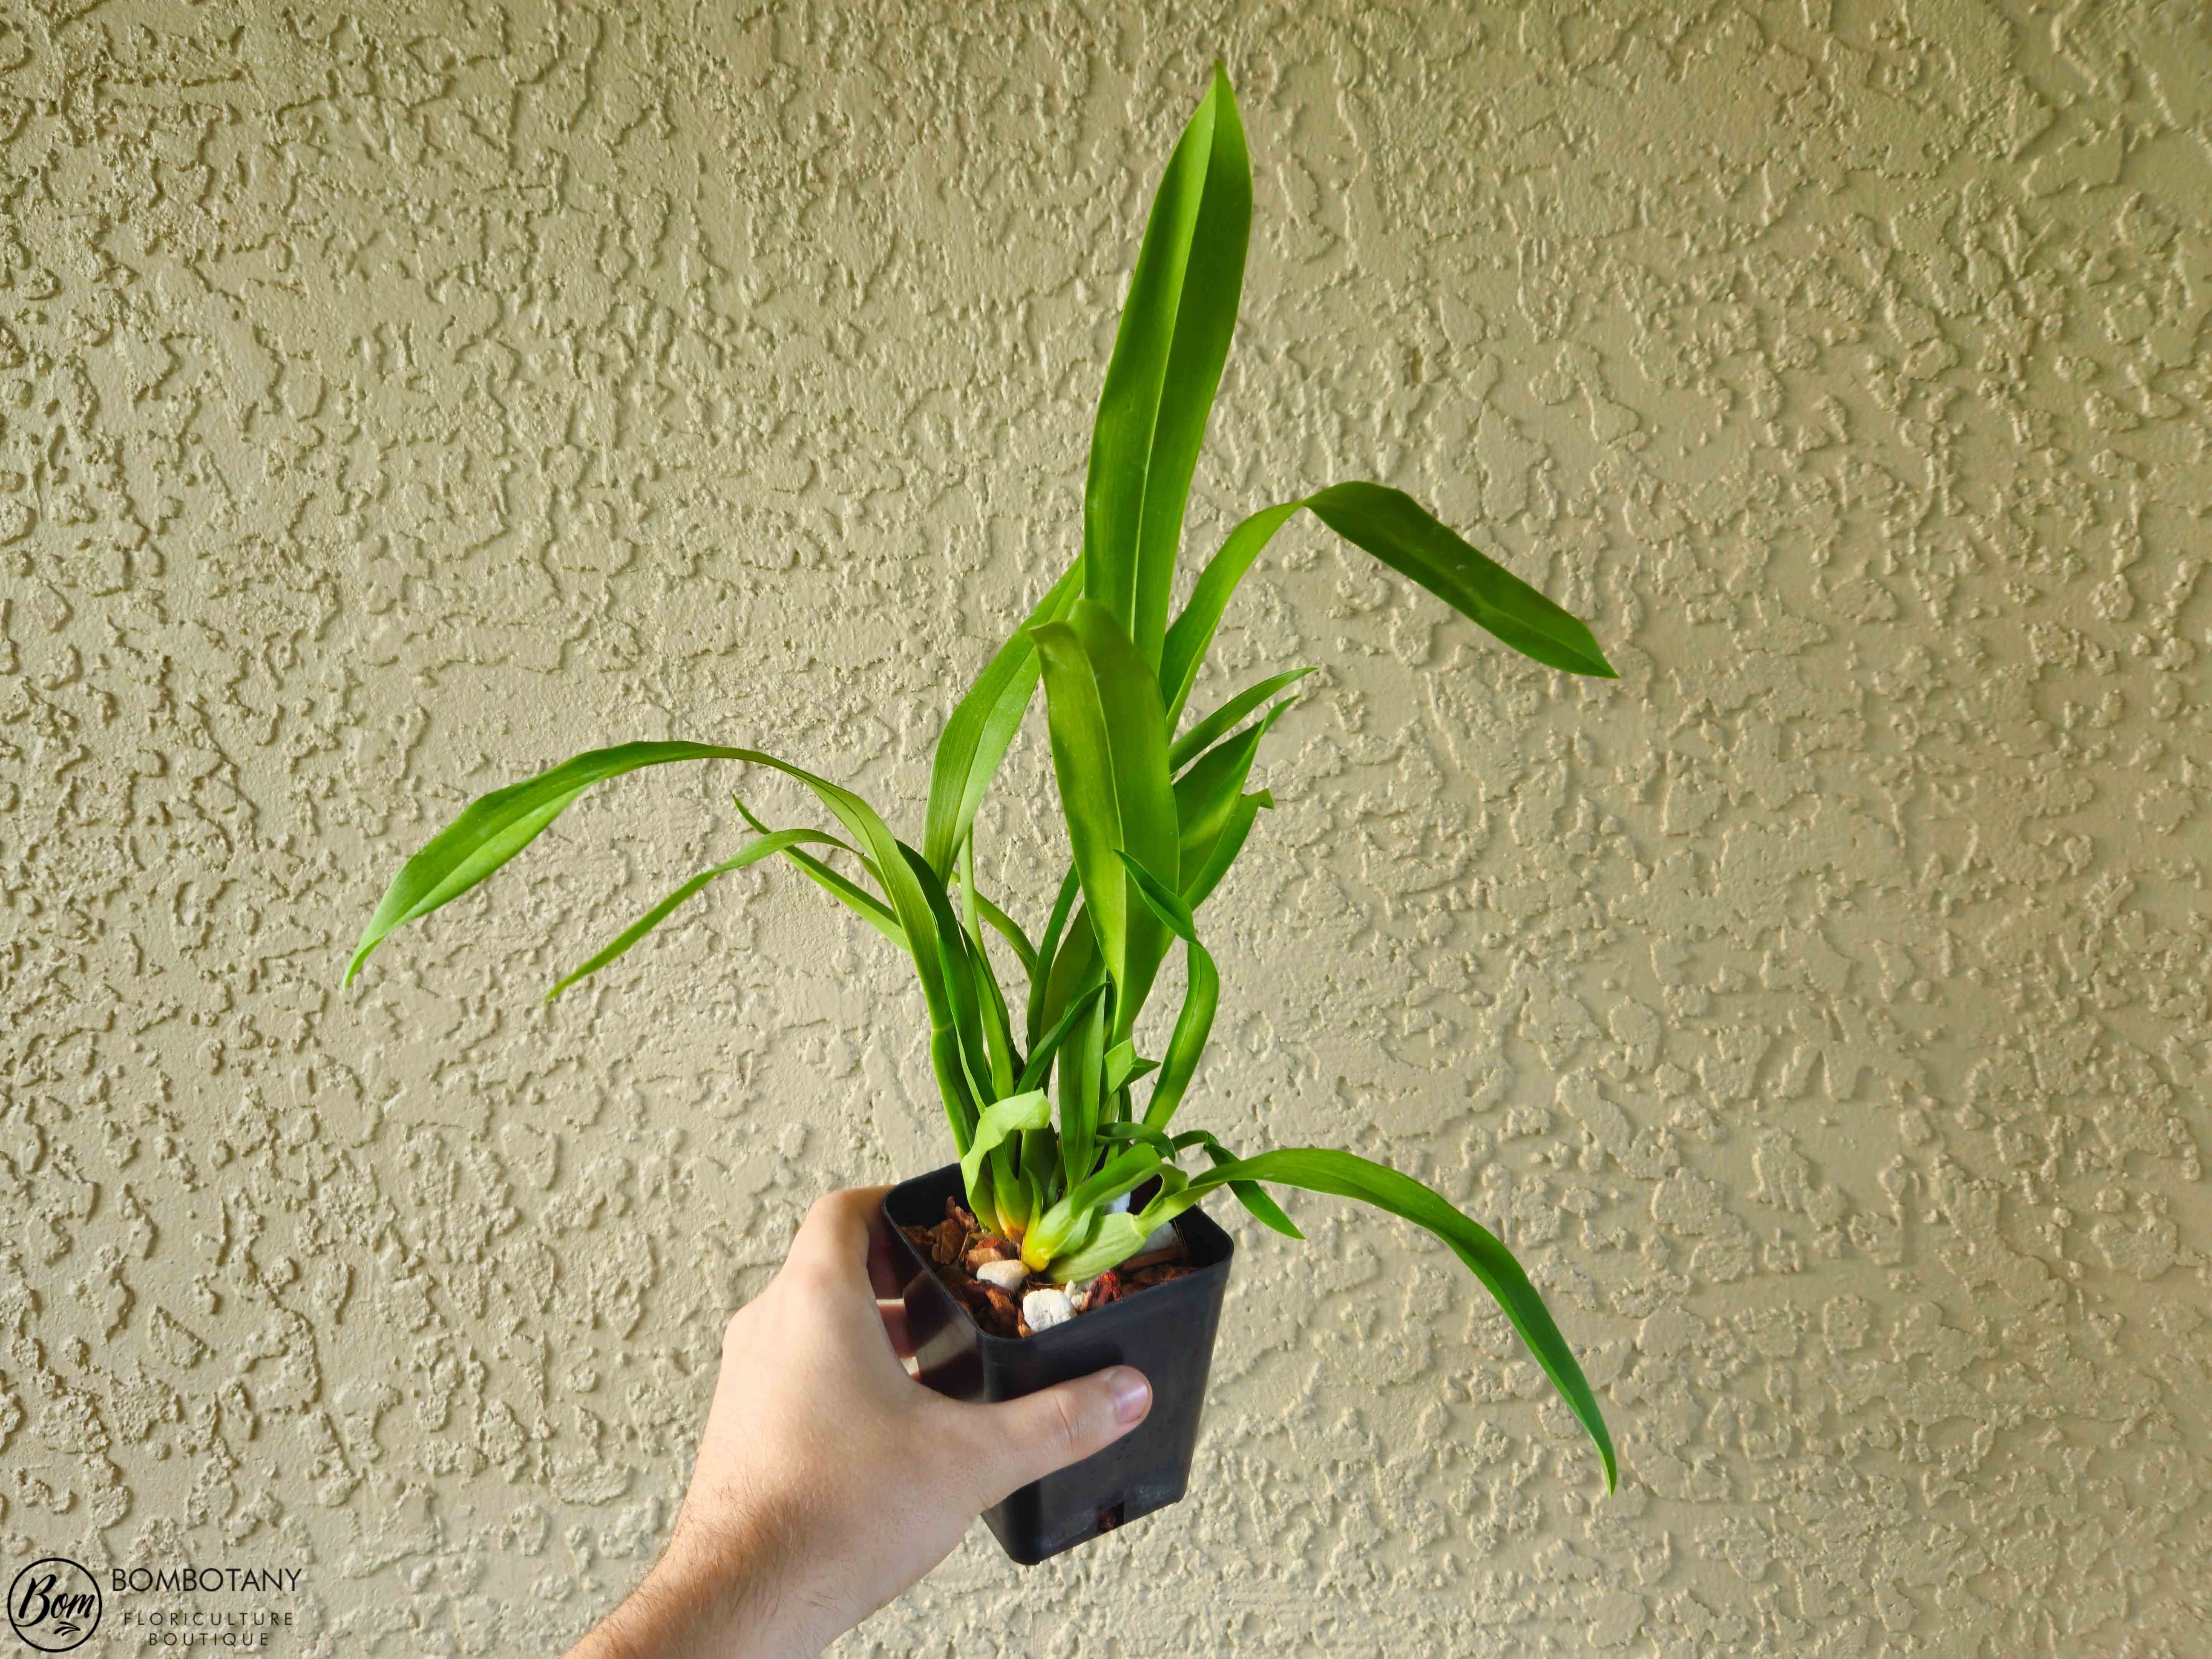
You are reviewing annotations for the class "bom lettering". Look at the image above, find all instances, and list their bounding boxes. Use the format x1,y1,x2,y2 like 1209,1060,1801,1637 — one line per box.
15,1569,98,1628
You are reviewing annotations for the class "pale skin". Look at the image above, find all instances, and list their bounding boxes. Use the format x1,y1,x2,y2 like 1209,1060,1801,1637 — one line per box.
565,1186,1153,1659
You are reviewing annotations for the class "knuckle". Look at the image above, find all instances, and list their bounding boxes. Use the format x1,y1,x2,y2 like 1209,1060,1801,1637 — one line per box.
778,1255,839,1299
1049,1388,1088,1459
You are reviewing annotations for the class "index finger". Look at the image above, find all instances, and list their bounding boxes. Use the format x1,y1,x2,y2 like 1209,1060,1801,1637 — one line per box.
789,1184,907,1300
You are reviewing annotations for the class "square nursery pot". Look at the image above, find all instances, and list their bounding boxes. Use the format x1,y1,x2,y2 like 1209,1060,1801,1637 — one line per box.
883,1163,1235,1565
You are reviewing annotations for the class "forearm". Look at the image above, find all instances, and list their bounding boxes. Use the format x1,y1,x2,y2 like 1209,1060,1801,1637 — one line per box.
566,1527,812,1659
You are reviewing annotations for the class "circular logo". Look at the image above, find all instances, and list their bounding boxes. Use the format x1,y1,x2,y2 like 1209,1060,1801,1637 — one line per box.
7,1560,100,1652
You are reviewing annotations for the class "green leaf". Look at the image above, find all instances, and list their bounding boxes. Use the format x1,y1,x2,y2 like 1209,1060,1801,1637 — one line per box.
1025,868,1083,1050
1159,487,1614,726
1083,68,1252,667
959,1090,1052,1210
1139,1148,1617,1489
1094,1123,1302,1241
1030,600,1179,1023
1159,500,1303,722
1019,1124,1060,1215
1025,1145,1163,1269
733,772,979,1152
545,828,848,1002
1036,901,1101,1042
1017,981,1107,1094
900,844,1002,1105
1043,1212,1150,1281
957,840,1022,1098
1169,667,1315,772
1305,483,1617,678
1183,1131,1303,1239
1103,1040,1158,1093
349,741,749,985
968,889,1038,981
923,561,1084,874
1056,973,1109,1191
351,740,980,1149
1096,1121,1178,1157
1118,852,1219,1132
1173,700,1289,882
973,939,1021,1101
733,796,905,945
1183,789,1271,912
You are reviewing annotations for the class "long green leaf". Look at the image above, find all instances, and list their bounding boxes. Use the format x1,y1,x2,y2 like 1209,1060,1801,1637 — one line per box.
1158,500,1303,723
1036,900,1100,1043
1103,1040,1158,1093
349,741,748,984
969,890,1038,980
1030,600,1179,1023
1170,667,1315,772
1306,483,1615,677
732,795,905,946
1184,789,1270,912
1093,1124,1303,1240
1159,486,1614,726
1134,1149,1617,1489
353,739,978,1148
1026,868,1082,1049
957,840,1021,1097
1017,980,1107,1093
923,561,1084,874
1131,69,1250,666
1057,971,1109,1191
1096,1121,1178,1157
1019,1125,1059,1221
974,944,1020,1100
900,844,1001,1105
1118,852,1218,1132
545,828,848,1001
1083,69,1250,666
1174,699,1289,879
1186,1133,1303,1238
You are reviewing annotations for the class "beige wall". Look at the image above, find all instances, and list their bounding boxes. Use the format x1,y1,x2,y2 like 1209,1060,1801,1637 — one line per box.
5,2,2208,1653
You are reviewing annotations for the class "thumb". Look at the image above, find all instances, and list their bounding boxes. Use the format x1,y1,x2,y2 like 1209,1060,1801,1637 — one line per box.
963,1366,1153,1505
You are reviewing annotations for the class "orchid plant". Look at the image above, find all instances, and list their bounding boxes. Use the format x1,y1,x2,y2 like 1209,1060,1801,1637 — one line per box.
346,70,1617,1488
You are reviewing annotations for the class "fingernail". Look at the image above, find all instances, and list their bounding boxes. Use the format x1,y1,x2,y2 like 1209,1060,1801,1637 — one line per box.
1105,1366,1151,1426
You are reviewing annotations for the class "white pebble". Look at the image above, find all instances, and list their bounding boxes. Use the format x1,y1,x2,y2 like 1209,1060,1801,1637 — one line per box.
1022,1286,1075,1331
1136,1220,1179,1255
975,1259,1028,1293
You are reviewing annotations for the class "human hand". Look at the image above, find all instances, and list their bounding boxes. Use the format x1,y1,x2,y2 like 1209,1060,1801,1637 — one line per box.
565,1186,1152,1659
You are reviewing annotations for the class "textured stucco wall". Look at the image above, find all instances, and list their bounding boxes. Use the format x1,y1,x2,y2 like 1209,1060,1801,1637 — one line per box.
4,2,2209,1654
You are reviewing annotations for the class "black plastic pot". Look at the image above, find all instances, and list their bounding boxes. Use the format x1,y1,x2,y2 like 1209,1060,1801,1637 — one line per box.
882,1163,1235,1565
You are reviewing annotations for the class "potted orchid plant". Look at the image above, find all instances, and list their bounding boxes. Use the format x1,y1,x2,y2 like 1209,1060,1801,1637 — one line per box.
346,68,1618,1564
